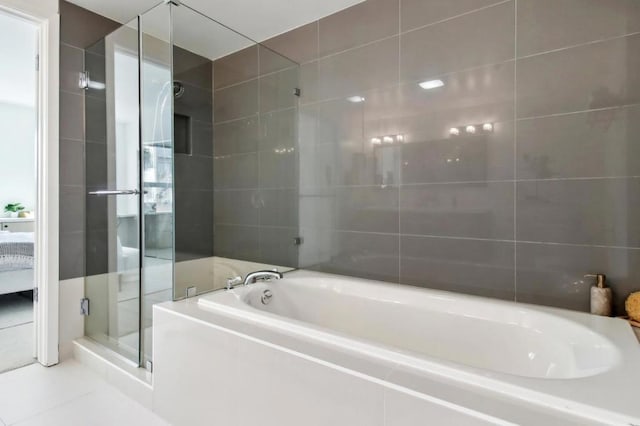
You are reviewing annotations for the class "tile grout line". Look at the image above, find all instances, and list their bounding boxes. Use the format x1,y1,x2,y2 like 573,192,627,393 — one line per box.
6,388,97,426
402,0,511,36
517,30,640,61
513,0,518,303
397,0,402,285
0,321,33,332
516,103,640,121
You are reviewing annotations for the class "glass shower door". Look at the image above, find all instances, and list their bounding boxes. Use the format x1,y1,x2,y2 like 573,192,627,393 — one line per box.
84,18,142,364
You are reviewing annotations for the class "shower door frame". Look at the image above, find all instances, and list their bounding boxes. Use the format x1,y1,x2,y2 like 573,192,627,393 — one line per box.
0,0,61,367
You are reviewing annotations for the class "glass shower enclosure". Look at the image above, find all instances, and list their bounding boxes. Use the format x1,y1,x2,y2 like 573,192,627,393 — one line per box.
82,1,299,368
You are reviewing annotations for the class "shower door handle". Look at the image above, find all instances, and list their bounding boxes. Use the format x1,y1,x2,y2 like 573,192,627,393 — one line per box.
88,189,141,196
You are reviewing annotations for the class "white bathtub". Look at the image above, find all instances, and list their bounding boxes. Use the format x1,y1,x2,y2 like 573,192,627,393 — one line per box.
153,270,640,425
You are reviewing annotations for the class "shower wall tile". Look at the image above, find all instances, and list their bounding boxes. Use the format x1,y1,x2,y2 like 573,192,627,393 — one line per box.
59,232,85,280
399,181,514,240
260,108,297,151
259,189,299,227
262,22,319,65
400,1,515,83
60,44,84,94
516,178,640,248
318,0,399,57
174,46,213,90
59,186,85,235
174,83,213,123
214,153,259,190
85,229,108,276
213,224,260,262
310,231,400,283
213,45,258,90
316,98,364,145
258,150,297,188
59,1,121,280
259,45,297,75
174,154,214,191
84,95,107,143
175,189,214,262
260,67,299,113
59,139,85,186
259,227,299,268
298,140,338,188
213,117,260,156
400,236,515,300
214,190,259,226
400,122,515,184
335,186,399,233
59,91,84,141
206,0,640,312
191,121,214,157
400,0,504,32
84,142,109,188
516,105,640,179
516,34,640,118
516,242,640,314
214,79,259,123
86,191,108,231
516,0,640,57
317,36,399,101
60,0,119,48
299,61,319,104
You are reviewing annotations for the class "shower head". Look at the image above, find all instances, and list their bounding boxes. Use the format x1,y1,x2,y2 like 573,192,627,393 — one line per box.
173,80,185,99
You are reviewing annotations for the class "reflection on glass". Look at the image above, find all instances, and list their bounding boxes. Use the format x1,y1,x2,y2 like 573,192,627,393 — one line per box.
84,18,141,364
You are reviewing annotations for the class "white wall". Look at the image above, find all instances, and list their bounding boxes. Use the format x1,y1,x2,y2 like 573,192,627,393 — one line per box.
0,10,38,212
0,103,36,211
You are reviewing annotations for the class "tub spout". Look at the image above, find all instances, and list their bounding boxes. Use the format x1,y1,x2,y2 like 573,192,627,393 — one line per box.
243,270,283,286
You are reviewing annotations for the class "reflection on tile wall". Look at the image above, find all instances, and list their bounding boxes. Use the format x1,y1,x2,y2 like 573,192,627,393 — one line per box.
262,0,640,313
59,1,120,280
212,45,299,268
174,47,214,262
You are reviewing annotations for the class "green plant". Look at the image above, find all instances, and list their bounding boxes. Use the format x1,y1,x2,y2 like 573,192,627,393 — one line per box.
4,203,25,213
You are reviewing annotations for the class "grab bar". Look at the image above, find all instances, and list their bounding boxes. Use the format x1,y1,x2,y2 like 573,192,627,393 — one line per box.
88,189,141,196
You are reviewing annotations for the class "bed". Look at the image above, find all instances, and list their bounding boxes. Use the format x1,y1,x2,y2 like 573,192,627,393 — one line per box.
0,231,34,295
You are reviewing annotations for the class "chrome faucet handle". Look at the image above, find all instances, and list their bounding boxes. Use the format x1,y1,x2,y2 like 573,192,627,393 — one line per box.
243,270,283,286
226,276,242,290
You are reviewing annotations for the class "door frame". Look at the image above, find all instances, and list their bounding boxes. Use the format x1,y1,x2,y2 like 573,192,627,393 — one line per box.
0,1,60,367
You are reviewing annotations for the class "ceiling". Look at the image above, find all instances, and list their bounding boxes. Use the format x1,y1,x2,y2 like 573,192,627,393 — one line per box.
69,0,363,58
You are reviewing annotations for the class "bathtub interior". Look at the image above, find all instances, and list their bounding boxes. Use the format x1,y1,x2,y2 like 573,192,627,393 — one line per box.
224,274,621,380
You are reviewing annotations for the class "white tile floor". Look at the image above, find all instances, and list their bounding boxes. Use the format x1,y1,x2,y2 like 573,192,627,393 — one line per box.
0,360,169,425
0,294,35,373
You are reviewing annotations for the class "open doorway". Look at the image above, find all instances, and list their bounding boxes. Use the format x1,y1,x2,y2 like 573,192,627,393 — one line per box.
0,8,39,373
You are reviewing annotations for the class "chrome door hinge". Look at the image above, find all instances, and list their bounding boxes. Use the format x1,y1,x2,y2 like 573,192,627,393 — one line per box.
80,298,90,316
145,360,153,372
33,287,38,302
79,71,90,90
35,54,39,71
293,88,301,97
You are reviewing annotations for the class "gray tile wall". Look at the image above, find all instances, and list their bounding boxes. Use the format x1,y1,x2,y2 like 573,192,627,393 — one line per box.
265,0,640,314
59,0,120,280
212,45,300,267
173,46,214,262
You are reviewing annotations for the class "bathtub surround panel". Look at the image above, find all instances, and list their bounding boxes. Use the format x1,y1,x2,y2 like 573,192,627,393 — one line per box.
154,271,636,425
271,0,640,313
